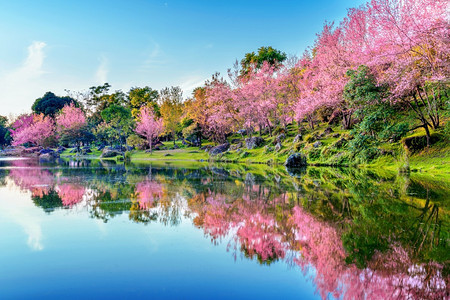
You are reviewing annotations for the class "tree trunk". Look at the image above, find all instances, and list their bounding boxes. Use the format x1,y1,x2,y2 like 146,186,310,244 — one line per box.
150,139,153,155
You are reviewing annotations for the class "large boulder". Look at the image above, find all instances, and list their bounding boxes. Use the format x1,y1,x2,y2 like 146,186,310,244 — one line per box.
245,137,264,150
209,143,230,156
284,153,307,167
100,149,122,158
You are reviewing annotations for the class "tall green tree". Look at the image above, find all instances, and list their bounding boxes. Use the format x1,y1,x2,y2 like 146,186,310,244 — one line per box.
32,92,77,117
128,86,159,118
159,86,183,145
100,104,133,147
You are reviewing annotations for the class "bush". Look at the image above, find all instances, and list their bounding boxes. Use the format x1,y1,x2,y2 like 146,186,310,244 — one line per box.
127,134,147,150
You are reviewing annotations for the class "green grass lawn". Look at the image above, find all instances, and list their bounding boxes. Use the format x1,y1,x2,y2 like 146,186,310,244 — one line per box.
59,121,449,177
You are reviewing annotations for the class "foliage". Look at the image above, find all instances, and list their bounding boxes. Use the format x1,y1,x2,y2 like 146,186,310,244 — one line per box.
128,86,159,118
0,115,11,146
100,104,133,146
159,86,183,144
240,46,287,76
32,92,77,117
10,114,55,147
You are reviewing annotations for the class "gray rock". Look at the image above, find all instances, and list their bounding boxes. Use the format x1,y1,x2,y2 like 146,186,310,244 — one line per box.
237,129,247,136
332,133,340,138
276,133,286,143
100,149,122,158
39,152,59,160
209,143,230,156
275,142,282,152
230,142,242,151
293,134,302,143
323,127,334,135
264,145,273,153
245,136,264,149
313,141,322,148
333,138,347,148
284,153,307,167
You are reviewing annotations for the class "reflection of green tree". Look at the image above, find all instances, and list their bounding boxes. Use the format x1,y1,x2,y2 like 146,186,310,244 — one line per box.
31,189,63,213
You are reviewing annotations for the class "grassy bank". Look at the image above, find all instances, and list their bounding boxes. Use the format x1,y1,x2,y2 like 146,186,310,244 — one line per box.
60,121,449,177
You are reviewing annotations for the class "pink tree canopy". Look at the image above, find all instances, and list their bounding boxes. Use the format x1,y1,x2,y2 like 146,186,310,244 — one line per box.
135,106,164,153
11,114,55,147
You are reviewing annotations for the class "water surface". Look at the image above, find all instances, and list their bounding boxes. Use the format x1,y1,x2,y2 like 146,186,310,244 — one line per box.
0,158,448,299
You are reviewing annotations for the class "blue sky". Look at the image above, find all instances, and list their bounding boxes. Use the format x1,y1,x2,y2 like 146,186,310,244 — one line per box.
0,0,365,116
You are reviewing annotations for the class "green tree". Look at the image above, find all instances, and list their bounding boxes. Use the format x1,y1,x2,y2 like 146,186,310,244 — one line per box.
0,115,11,147
240,46,287,76
128,86,159,118
32,92,77,117
159,86,183,145
100,104,133,147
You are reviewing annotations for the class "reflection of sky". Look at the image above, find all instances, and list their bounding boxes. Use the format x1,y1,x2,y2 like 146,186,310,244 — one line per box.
0,179,44,251
0,176,319,300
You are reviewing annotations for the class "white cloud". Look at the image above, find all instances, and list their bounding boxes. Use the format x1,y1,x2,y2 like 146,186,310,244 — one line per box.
95,55,108,84
0,41,47,116
179,75,207,97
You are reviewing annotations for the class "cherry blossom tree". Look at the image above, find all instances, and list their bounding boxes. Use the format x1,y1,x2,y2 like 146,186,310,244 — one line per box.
56,103,88,147
135,105,164,153
11,114,55,147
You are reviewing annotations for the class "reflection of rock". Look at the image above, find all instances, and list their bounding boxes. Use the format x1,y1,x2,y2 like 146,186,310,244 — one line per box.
286,166,307,178
209,143,230,156
245,137,264,149
211,167,230,177
245,172,255,185
284,153,307,167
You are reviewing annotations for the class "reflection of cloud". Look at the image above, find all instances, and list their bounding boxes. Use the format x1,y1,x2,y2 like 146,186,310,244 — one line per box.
0,179,44,251
95,55,108,84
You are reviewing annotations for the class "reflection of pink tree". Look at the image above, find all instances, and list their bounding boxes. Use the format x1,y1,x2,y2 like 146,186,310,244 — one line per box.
56,183,86,207
289,207,447,299
235,211,285,262
8,160,54,197
190,191,446,298
135,180,164,209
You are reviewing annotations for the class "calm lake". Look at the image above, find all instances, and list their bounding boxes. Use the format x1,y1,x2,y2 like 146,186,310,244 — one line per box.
0,158,448,299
